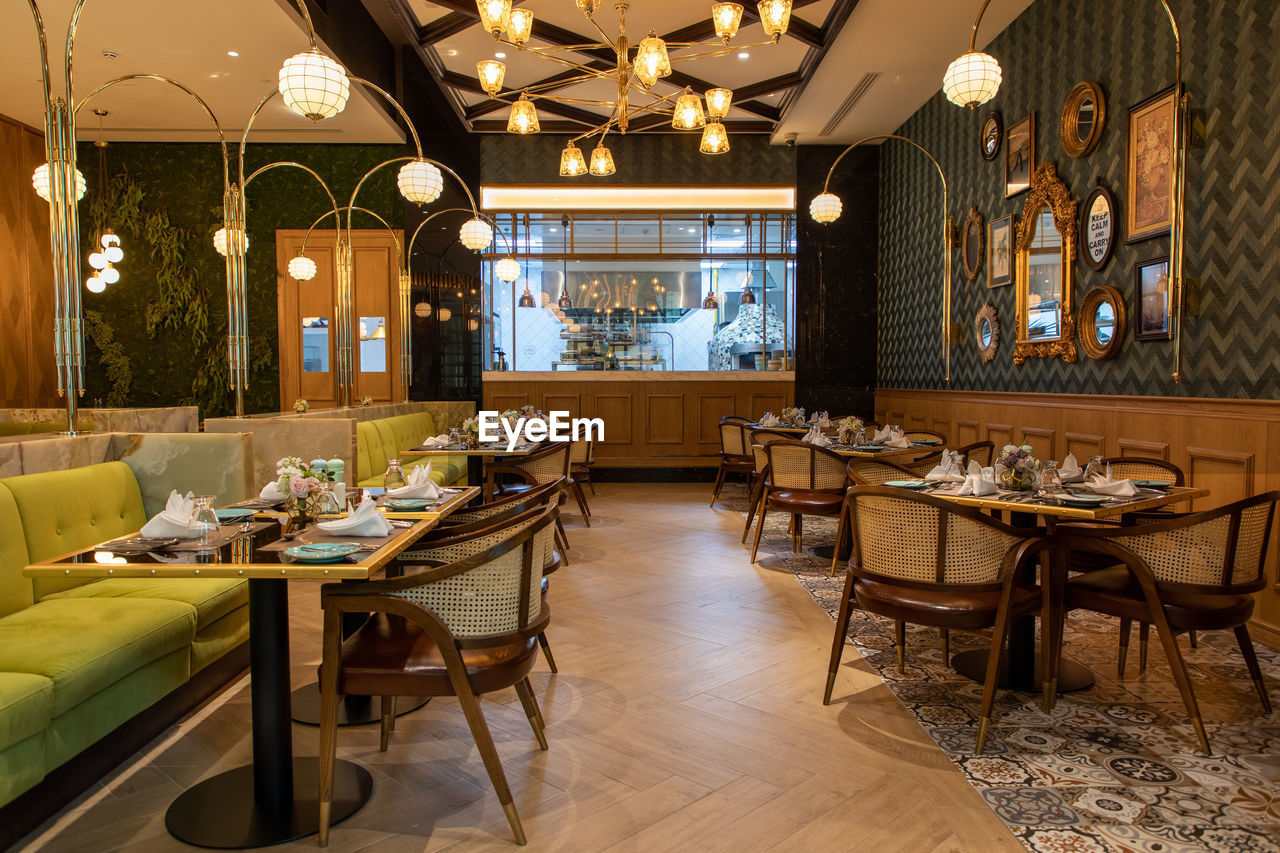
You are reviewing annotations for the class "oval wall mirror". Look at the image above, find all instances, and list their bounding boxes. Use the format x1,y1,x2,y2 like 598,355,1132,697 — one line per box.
962,206,984,281
981,111,1002,162
1079,285,1126,360
1061,81,1106,158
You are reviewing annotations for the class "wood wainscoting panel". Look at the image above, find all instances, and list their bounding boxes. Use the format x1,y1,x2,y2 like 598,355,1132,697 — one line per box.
987,422,1015,450
593,394,633,447
750,393,787,417
956,418,981,446
1065,431,1107,460
1186,447,1255,510
1019,426,1057,461
1118,439,1172,460
645,394,685,445
543,393,581,416
490,394,528,413
698,394,736,445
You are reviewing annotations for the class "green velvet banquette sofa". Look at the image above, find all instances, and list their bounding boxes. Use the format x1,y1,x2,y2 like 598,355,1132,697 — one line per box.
0,459,248,817
355,411,467,487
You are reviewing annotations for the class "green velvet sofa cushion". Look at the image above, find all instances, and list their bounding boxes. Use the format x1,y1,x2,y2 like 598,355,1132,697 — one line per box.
355,411,466,486
0,597,195,716
44,578,248,631
2,461,147,600
0,672,53,753
0,732,45,807
0,484,33,619
190,605,249,674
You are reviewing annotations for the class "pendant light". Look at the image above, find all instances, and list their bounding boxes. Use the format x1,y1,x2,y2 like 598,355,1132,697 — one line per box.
671,89,707,130
476,60,506,96
397,158,444,205
507,93,540,134
699,120,730,155
507,9,534,46
589,140,616,176
757,0,793,41
711,2,744,42
494,257,521,282
705,88,733,121
809,192,843,224
476,0,512,37
942,0,1002,108
518,286,537,307
288,254,318,281
703,289,719,309
558,286,573,309
634,32,672,88
559,141,587,176
459,217,494,251
278,50,351,120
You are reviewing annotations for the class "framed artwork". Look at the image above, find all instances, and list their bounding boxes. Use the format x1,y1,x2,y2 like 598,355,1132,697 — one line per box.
1079,182,1117,270
988,214,1013,288
1126,87,1177,243
1134,256,1172,341
1005,113,1035,197
981,111,1002,162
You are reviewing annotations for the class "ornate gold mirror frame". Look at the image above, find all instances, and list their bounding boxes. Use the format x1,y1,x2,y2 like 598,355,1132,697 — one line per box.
1079,285,1126,360
1061,81,1106,158
975,303,999,363
1014,163,1078,364
961,206,984,281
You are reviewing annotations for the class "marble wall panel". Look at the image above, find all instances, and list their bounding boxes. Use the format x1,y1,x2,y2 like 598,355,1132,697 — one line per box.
205,417,354,490
110,433,254,517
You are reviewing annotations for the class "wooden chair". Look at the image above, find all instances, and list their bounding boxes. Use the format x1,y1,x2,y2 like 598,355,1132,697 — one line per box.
957,440,995,467
846,458,915,486
317,504,557,846
750,440,848,563
711,417,755,507
742,428,799,543
569,436,596,497
489,442,573,555
826,487,1049,754
564,437,594,524
904,429,947,444
440,478,564,527
1101,456,1186,486
1051,492,1279,753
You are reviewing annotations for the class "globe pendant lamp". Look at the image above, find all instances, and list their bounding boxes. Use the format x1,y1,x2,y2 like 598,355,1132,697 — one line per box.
476,60,506,96
711,2,743,42
279,50,351,121
476,0,512,37
100,231,123,264
507,9,534,46
507,94,540,134
518,286,537,307
671,90,706,130
397,159,444,204
85,271,106,293
589,142,616,176
559,142,588,176
213,227,249,257
809,192,843,224
699,120,730,155
288,254,318,281
634,32,672,88
459,217,494,251
494,257,521,282
943,0,1001,108
757,0,792,41
705,88,733,121
32,163,86,202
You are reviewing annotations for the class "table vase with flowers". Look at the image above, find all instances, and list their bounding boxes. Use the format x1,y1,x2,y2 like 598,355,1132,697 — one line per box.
996,444,1042,491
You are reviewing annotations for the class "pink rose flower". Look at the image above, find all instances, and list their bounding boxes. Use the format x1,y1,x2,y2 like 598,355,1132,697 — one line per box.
289,475,308,497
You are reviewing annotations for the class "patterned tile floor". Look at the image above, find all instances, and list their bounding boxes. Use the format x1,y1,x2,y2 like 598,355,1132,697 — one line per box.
729,483,1280,853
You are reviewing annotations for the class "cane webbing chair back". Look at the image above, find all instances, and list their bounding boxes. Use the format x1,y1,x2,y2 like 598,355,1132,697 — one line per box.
957,440,994,467
764,441,848,490
850,491,1024,586
1101,457,1185,486
904,429,947,444
847,458,912,486
509,442,571,485
445,479,561,525
719,420,749,457
897,452,943,476
569,437,593,465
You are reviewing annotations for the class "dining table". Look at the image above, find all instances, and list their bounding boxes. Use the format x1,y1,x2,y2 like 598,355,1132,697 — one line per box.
404,440,540,499
23,489,477,849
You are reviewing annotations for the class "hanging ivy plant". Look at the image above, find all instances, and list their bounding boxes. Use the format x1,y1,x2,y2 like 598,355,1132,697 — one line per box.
83,310,133,406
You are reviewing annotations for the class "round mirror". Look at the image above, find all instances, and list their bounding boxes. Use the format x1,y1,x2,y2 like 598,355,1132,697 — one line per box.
980,319,993,347
1079,286,1125,360
981,112,1001,162
1061,81,1105,158
1094,301,1115,344
1076,97,1095,143
975,303,999,363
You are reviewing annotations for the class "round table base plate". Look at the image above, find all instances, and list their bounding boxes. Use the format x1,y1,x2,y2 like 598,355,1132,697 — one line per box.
290,683,429,726
165,758,371,849
951,649,1095,693
811,544,836,560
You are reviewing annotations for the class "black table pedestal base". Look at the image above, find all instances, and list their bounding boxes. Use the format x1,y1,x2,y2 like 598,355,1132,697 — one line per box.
951,649,1096,692
290,683,430,726
165,757,372,849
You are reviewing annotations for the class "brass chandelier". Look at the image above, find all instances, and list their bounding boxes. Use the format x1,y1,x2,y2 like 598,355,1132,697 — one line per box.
473,0,794,176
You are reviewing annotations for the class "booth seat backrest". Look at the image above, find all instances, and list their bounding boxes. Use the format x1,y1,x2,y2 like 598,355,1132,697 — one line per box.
0,484,34,618
357,412,437,481
109,432,255,517
356,421,383,483
2,461,147,600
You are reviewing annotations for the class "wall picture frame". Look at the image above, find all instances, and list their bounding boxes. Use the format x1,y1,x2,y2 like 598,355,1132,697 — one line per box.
988,214,1014,288
1134,255,1172,341
1005,113,1035,197
1126,86,1177,243
1079,182,1117,271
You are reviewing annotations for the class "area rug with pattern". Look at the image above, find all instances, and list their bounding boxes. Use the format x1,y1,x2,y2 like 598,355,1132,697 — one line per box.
724,484,1280,853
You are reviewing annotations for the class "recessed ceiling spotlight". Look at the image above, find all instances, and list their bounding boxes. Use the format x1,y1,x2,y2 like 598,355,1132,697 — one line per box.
446,49,458,57
737,51,750,60
227,50,239,57
102,49,118,60
495,52,507,59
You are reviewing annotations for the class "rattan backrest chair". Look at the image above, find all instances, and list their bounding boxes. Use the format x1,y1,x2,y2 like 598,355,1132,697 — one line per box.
443,478,563,526
957,440,995,467
896,452,943,476
723,415,754,425
719,418,750,457
846,458,916,486
750,427,797,444
1100,456,1185,486
499,441,572,486
400,502,557,577
904,429,947,444
763,440,848,491
568,437,594,465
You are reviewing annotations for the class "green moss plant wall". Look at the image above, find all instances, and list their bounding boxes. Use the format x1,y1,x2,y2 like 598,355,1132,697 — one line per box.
78,142,404,418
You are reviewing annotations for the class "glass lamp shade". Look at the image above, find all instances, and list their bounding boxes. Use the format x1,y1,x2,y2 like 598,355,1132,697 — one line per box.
459,217,494,251
85,272,106,294
476,0,511,37
397,159,444,204
575,0,601,15
88,251,107,271
699,120,730,155
104,245,124,264
558,287,573,309
32,163,87,202
518,286,536,307
711,2,743,42
476,60,506,96
494,257,521,282
702,290,719,309
559,142,588,176
507,95,540,134
468,318,480,331
757,0,792,40
288,255,318,281
634,32,672,88
436,306,453,322
414,302,432,318
942,50,1002,108
809,192,843,223
671,91,706,129
589,142,616,176
705,88,733,120
100,231,120,248
507,9,534,45
278,50,351,121
213,227,249,257
101,266,120,285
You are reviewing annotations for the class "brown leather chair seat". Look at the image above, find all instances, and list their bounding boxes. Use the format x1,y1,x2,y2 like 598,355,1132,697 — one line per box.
855,578,1041,631
722,454,755,473
767,490,843,514
1066,566,1255,630
336,612,540,697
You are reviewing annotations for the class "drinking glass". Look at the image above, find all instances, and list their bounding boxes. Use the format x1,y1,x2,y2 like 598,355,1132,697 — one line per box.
1082,454,1104,483
384,458,407,490
314,482,342,516
190,496,219,547
1037,461,1064,497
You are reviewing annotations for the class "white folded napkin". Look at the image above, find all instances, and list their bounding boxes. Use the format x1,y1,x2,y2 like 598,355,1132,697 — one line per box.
1087,475,1137,497
957,473,998,497
807,410,831,427
140,490,201,539
967,459,983,477
421,434,450,448
924,453,965,483
386,464,442,499
260,480,287,502
802,426,832,447
759,413,780,427
317,496,394,537
1059,452,1083,483
885,435,912,448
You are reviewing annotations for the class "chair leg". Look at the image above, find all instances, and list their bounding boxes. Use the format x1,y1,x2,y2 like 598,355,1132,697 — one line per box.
895,620,906,674
976,583,1020,755
317,608,343,848
514,678,549,750
537,631,559,674
454,686,527,845
750,496,769,563
1234,625,1272,714
825,570,858,704
710,464,726,506
585,471,596,495
830,507,847,577
940,628,950,667
1143,594,1209,753
1189,629,1198,649
793,514,804,553
1118,618,1132,678
571,481,591,526
379,695,394,752
742,476,766,543
1139,621,1149,673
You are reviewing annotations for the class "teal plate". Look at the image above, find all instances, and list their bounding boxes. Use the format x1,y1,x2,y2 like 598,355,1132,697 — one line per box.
885,480,928,490
284,543,361,563
1131,479,1171,489
854,445,886,452
914,438,943,446
215,508,255,523
386,498,433,510
1062,493,1108,508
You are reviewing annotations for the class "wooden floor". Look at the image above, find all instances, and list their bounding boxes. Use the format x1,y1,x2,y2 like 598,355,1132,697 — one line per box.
22,483,1021,852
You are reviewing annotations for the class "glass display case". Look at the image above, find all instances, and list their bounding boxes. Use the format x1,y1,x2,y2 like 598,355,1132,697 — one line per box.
481,212,795,372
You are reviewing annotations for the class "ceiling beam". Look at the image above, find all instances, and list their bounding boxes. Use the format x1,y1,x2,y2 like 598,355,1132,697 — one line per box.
443,70,610,127
464,62,616,119
418,12,475,45
734,71,804,100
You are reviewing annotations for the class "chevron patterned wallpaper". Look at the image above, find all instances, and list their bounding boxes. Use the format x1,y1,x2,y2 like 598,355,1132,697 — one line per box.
879,0,1280,399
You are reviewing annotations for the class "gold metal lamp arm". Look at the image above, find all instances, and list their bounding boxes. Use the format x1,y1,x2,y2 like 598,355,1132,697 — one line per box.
966,0,994,52
1157,0,1188,383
